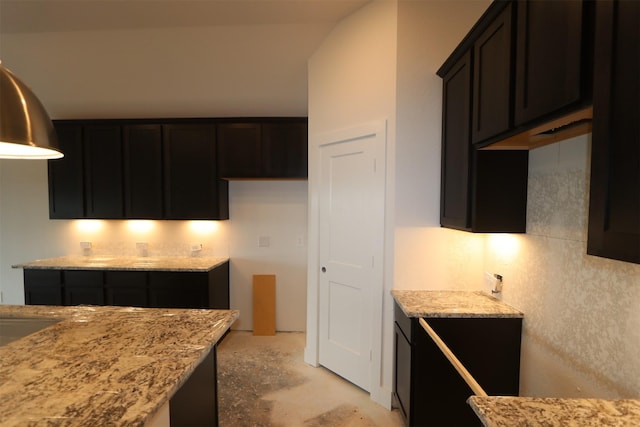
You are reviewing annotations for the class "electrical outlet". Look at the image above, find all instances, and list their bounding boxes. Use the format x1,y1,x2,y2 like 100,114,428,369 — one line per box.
296,235,305,247
258,236,270,248
136,242,149,257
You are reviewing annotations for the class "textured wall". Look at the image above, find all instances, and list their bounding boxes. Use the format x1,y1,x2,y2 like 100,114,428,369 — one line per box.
485,135,640,398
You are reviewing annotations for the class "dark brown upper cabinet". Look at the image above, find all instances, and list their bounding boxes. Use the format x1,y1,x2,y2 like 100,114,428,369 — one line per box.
514,0,592,128
443,0,594,150
163,123,228,220
48,123,84,219
217,118,308,179
84,124,124,219
587,0,640,264
440,51,528,233
472,3,514,144
217,122,262,178
123,124,164,219
49,119,229,220
262,121,308,178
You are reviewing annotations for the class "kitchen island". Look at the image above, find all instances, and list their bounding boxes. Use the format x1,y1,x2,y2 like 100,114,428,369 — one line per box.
0,304,238,426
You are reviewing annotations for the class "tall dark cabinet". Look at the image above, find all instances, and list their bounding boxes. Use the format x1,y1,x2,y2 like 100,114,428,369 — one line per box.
440,50,528,233
587,0,640,264
123,124,164,219
163,124,228,220
84,125,124,219
48,124,84,219
514,0,591,127
472,3,513,144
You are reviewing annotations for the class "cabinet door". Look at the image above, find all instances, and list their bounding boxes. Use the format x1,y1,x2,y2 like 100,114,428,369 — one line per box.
163,124,227,219
105,271,148,307
208,261,230,309
148,271,208,308
123,125,163,219
23,270,63,305
441,51,472,230
217,122,262,178
472,3,513,144
588,0,640,264
84,125,124,218
48,123,84,219
64,271,105,306
262,122,308,178
514,0,588,126
393,323,411,424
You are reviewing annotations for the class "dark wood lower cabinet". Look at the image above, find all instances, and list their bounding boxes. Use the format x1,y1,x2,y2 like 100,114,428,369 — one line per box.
170,347,218,427
23,262,230,310
23,270,63,305
394,303,522,426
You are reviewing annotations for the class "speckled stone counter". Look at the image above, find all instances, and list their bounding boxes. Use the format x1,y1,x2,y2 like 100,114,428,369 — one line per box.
468,396,640,427
13,255,229,272
391,290,523,318
0,304,238,426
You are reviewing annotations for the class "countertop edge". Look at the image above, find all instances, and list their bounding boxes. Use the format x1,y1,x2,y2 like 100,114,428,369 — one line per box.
391,290,524,319
12,256,230,272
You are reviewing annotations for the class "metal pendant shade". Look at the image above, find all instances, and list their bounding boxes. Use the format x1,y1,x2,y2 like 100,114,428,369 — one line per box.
0,64,62,159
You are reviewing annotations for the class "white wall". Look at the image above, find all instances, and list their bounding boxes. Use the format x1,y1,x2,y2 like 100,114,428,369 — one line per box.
227,180,308,331
486,136,640,398
306,0,398,407
0,22,310,331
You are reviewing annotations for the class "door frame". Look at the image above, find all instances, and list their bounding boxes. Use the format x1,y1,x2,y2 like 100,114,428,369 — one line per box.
305,120,387,404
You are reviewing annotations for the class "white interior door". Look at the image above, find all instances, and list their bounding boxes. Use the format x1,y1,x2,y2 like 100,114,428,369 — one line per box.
318,129,385,391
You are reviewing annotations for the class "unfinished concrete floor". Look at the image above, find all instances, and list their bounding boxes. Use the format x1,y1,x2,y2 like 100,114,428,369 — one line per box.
217,331,404,427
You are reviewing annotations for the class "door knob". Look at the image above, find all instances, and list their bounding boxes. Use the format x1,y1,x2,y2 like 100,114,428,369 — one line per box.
321,266,326,273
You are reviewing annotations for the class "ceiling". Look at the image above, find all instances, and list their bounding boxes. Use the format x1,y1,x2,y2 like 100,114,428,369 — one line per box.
0,0,370,34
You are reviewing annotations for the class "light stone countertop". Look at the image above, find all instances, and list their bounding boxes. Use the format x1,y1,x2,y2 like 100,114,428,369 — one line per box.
468,396,640,426
0,304,238,426
391,290,523,318
12,255,229,272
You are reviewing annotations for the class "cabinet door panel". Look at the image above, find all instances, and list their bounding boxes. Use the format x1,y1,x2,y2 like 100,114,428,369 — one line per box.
440,51,472,230
514,0,586,126
105,271,148,307
84,125,124,218
163,124,224,219
149,271,208,308
393,324,411,423
472,3,513,144
124,125,163,218
262,122,308,178
24,270,63,305
588,0,640,264
217,123,262,178
49,123,84,218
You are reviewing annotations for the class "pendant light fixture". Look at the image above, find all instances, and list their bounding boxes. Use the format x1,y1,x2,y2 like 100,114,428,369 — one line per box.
0,63,63,159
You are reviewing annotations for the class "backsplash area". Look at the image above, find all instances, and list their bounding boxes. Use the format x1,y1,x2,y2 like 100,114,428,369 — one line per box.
67,220,229,258
484,134,640,398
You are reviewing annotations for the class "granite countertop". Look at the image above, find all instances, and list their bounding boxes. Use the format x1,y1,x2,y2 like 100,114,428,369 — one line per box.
391,290,523,318
0,304,238,426
12,255,229,272
468,396,640,427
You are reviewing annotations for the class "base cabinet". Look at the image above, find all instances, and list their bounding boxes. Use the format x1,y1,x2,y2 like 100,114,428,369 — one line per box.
170,347,218,427
393,303,522,426
23,262,230,310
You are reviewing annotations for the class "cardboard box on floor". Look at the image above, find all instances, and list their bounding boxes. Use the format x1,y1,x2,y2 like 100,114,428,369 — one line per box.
253,274,276,336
